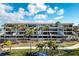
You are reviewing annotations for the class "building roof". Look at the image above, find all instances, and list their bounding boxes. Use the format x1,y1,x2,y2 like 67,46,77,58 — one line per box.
4,22,74,25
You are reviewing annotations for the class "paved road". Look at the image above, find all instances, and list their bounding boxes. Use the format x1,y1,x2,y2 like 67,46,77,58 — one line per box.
2,43,79,50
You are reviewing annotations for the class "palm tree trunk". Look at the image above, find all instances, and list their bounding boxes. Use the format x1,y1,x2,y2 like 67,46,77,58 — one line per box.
29,36,32,55
9,46,11,52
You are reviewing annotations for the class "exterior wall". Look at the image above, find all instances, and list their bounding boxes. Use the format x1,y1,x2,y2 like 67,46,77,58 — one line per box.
0,22,77,40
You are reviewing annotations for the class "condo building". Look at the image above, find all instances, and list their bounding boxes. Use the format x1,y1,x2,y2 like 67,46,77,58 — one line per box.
0,22,78,41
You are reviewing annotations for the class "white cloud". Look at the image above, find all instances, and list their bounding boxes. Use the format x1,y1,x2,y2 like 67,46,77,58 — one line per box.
54,6,58,10
5,5,13,11
0,3,64,26
54,16,64,20
57,9,64,15
19,8,25,14
34,20,56,24
35,20,45,23
47,8,56,14
0,4,27,24
34,14,47,19
35,3,47,11
25,11,32,16
27,3,47,15
0,3,13,11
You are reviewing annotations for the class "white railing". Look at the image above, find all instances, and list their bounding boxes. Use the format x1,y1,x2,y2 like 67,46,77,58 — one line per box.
0,37,65,39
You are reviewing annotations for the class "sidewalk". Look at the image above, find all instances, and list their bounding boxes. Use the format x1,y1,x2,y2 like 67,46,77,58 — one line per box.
58,44,79,50
2,43,79,50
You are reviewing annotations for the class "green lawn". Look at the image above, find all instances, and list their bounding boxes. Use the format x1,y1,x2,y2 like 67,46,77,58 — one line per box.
5,48,79,56
63,48,79,56
6,49,38,56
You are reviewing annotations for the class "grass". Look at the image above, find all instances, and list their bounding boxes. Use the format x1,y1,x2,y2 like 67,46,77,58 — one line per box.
63,48,79,56
8,49,27,56
7,49,38,56
6,49,67,56
6,48,79,56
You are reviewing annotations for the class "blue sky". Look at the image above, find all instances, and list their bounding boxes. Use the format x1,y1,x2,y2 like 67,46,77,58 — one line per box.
0,3,79,26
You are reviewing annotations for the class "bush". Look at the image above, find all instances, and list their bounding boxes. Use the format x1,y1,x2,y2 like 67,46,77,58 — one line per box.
63,49,79,56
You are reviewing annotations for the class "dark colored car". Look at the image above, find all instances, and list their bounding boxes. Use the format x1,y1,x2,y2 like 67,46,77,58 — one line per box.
0,51,6,56
31,52,48,56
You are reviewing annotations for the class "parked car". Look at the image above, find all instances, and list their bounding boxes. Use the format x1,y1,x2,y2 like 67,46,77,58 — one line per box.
31,52,48,56
0,51,7,56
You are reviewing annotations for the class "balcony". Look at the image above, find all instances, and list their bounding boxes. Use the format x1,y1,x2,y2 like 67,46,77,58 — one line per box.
49,27,59,29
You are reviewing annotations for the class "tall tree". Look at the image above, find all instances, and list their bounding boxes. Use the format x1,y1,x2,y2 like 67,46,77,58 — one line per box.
25,27,35,54
3,40,12,52
47,41,58,55
36,43,44,52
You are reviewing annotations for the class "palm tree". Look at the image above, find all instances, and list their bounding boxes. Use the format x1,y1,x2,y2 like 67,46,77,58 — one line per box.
73,26,78,32
43,42,48,53
34,25,49,42
37,26,42,43
37,25,49,42
47,41,58,55
35,25,49,52
36,43,44,52
47,41,53,49
13,24,19,41
25,27,35,54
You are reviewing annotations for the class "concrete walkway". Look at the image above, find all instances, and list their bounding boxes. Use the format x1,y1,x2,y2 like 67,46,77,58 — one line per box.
3,47,36,50
2,43,79,50
58,44,79,50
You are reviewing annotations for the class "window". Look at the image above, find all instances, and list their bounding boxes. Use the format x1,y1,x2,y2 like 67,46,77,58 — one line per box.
6,32,13,34
38,36,42,38
17,36,24,38
64,29,72,31
5,36,10,38
43,36,48,38
19,32,25,34
64,32,72,34
49,29,57,31
69,24,72,27
52,36,56,38
33,36,37,38
43,32,48,34
52,32,57,34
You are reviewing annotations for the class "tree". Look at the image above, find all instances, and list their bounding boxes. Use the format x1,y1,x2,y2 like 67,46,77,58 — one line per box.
42,25,49,31
36,43,44,52
47,41,53,50
55,21,61,27
47,41,58,55
43,42,48,53
3,40,12,52
13,24,19,41
25,27,35,54
37,25,49,43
